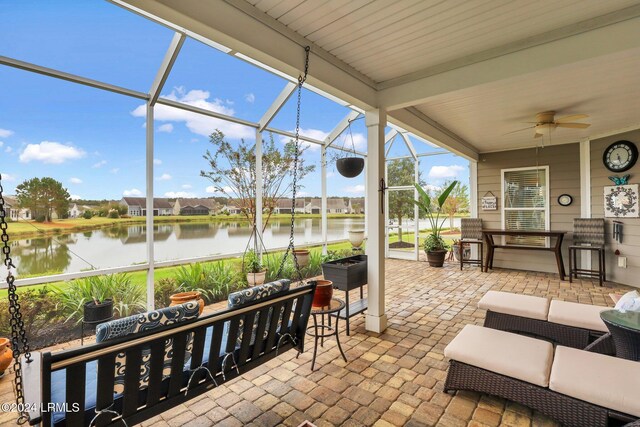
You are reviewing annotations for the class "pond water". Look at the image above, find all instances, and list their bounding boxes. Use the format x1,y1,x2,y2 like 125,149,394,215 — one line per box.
11,217,365,277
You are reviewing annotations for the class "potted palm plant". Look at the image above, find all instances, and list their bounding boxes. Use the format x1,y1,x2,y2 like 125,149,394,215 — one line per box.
414,181,458,267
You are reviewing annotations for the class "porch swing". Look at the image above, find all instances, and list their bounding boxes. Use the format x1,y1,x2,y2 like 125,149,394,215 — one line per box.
2,46,316,427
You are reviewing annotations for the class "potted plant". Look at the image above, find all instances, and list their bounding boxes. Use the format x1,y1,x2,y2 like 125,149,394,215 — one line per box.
451,239,471,261
83,297,114,323
0,338,12,378
322,252,367,292
414,181,458,267
245,250,267,286
348,229,365,250
292,248,310,268
169,291,205,314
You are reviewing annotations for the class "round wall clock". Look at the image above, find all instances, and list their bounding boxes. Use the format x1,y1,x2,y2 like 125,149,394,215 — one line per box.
558,194,573,206
603,140,638,172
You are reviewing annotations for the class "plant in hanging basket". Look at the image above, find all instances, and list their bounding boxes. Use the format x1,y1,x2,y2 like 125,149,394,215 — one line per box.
245,249,267,285
414,180,458,267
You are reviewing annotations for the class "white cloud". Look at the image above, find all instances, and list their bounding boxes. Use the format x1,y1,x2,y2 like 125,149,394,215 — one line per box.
131,87,253,140
93,160,107,168
344,184,365,194
69,177,82,184
153,158,162,165
334,132,366,149
5,146,12,153
1,173,16,182
164,191,196,198
206,185,232,194
19,141,86,164
0,141,3,147
123,188,142,196
110,168,119,174
244,93,255,104
0,128,14,138
181,184,192,189
70,194,81,200
428,165,465,179
157,123,174,133
156,173,172,181
279,128,328,151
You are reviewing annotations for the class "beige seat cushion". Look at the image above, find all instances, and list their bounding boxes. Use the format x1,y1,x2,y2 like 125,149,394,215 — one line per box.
444,324,554,387
548,300,608,332
478,290,550,321
550,346,640,417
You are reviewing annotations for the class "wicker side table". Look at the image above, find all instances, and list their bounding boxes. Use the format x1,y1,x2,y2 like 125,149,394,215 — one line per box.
600,309,640,361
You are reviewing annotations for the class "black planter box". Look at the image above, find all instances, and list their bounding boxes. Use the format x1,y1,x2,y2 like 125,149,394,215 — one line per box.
84,299,114,323
322,255,367,291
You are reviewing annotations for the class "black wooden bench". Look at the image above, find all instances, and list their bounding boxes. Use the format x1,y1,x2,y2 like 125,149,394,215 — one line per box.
22,284,316,426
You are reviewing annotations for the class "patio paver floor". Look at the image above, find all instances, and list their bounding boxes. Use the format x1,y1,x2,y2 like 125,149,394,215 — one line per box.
0,259,633,426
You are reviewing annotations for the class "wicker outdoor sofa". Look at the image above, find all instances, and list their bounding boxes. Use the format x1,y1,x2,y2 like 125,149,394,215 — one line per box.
444,325,639,427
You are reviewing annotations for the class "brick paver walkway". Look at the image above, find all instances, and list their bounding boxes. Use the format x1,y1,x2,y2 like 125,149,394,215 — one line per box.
0,259,633,426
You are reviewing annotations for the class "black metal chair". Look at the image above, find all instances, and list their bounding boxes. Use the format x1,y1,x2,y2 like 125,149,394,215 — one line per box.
569,218,606,286
460,218,483,271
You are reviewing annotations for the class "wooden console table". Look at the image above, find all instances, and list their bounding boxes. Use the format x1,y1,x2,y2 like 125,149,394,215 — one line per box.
482,229,567,280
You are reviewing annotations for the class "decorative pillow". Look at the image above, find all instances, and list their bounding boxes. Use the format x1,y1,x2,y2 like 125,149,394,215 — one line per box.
227,280,291,348
96,301,200,390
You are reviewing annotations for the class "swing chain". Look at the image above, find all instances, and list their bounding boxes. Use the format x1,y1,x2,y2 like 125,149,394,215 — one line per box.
277,46,310,282
0,175,31,425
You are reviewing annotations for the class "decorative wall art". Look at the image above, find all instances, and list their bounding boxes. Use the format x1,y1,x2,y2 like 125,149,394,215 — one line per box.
604,184,639,218
481,192,497,211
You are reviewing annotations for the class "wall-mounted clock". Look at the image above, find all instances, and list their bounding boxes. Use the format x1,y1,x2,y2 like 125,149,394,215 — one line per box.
558,194,573,206
603,140,638,172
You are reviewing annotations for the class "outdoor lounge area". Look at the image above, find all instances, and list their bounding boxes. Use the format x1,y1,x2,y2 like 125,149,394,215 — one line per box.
2,1,640,426
0,260,635,427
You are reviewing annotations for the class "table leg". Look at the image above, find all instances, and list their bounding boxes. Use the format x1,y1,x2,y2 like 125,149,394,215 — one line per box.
345,289,350,336
554,234,566,280
320,312,325,348
334,310,347,363
311,315,319,371
81,321,84,346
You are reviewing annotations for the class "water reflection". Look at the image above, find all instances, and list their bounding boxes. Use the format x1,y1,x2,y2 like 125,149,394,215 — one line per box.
12,218,365,277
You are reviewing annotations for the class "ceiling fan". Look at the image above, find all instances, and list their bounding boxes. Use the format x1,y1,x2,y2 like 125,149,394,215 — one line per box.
506,111,591,138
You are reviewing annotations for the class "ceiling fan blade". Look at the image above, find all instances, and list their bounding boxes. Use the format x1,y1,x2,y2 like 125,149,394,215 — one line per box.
503,125,534,135
557,123,590,129
534,132,543,138
556,114,589,123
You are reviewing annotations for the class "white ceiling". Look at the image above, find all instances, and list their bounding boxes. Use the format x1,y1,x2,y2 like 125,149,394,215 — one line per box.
413,47,640,152
246,0,640,84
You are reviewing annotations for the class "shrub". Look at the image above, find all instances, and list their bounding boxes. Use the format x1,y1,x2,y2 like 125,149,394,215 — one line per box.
205,261,241,301
35,214,46,223
82,210,93,219
174,263,207,294
107,209,120,219
53,273,146,323
154,277,181,308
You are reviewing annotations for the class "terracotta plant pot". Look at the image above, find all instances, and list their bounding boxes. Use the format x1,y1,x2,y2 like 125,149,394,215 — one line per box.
348,230,365,249
426,250,448,267
170,291,205,314
246,270,267,286
0,338,13,378
293,249,310,268
311,279,333,308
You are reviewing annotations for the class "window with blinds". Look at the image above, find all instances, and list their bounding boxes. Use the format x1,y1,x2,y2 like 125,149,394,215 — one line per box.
502,167,549,246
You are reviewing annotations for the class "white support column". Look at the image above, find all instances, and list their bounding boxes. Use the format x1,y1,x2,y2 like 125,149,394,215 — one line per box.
580,139,592,270
321,145,328,254
365,108,387,333
364,156,368,238
469,160,479,260
414,157,420,261
256,130,264,256
145,103,155,311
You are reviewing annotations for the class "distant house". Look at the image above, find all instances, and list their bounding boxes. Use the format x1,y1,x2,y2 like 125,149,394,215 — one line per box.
220,201,242,215
3,196,31,220
305,198,321,214
173,198,219,215
68,203,83,218
273,198,306,214
348,198,365,214
327,198,348,214
120,197,173,216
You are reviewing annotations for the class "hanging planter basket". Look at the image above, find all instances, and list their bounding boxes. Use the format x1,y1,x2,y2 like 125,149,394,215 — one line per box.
336,157,364,178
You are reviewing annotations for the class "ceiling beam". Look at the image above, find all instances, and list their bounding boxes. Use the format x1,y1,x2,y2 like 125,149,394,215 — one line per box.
400,132,417,161
389,108,479,161
379,12,640,110
119,0,377,109
259,82,296,131
149,32,186,106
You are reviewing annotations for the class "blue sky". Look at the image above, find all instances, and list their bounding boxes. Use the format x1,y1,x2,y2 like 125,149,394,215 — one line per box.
0,0,469,201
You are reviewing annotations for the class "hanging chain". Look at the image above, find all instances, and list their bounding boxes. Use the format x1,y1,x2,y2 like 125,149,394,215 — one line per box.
277,46,310,283
0,174,31,425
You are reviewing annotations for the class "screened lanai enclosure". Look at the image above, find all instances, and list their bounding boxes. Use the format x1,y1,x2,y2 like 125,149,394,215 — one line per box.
0,1,468,310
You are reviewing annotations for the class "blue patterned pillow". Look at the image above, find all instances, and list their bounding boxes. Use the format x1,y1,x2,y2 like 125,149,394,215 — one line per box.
227,280,291,347
96,301,200,389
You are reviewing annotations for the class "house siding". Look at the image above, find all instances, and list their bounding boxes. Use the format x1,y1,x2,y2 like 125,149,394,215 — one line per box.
590,129,640,287
477,143,581,274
